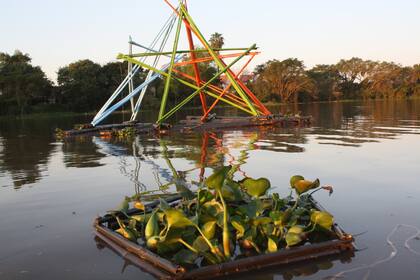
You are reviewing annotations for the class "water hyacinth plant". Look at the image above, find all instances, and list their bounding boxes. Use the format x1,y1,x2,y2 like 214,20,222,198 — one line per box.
110,167,335,266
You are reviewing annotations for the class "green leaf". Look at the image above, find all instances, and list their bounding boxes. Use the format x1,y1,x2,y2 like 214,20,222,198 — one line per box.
285,232,303,247
146,236,160,250
261,223,275,236
205,166,231,191
172,249,198,265
288,225,304,234
198,189,214,204
310,211,334,230
156,239,180,255
161,227,185,244
201,221,217,240
293,179,320,195
145,210,159,240
269,211,284,226
238,199,258,218
202,199,224,217
115,216,136,242
272,193,286,211
241,177,271,198
221,180,243,201
231,216,246,239
164,208,194,229
267,236,278,253
131,214,146,222
286,225,305,247
193,236,210,252
252,217,272,226
290,175,305,188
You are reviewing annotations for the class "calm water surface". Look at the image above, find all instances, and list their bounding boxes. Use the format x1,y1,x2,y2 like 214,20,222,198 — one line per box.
1,100,420,280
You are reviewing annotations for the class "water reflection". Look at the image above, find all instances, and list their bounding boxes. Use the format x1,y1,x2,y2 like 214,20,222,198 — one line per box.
0,121,55,189
1,100,420,189
93,232,354,280
1,100,420,280
93,133,356,279
62,137,106,168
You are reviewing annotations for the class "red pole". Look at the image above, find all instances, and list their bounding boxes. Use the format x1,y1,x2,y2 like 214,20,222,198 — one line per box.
183,3,208,116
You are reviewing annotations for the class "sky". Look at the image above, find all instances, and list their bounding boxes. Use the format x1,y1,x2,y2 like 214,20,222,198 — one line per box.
1,0,419,82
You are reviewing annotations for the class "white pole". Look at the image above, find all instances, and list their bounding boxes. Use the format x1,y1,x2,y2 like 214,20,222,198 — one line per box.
128,36,135,114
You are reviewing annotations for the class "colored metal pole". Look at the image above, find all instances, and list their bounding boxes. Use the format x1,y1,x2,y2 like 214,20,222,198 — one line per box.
220,59,272,115
173,52,259,67
129,48,251,58
201,53,257,121
158,10,183,121
170,68,250,108
128,36,135,113
179,4,259,116
183,5,207,115
157,43,256,123
118,54,254,118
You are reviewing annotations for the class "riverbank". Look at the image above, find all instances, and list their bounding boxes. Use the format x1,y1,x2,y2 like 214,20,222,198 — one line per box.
2,97,419,122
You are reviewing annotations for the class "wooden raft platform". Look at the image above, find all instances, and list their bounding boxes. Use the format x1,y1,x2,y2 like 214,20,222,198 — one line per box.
94,195,353,280
61,114,312,137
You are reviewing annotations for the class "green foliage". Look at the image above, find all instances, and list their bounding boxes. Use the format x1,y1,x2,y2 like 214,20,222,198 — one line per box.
241,177,271,198
250,58,315,103
56,60,142,112
110,168,338,267
251,57,420,104
2,47,418,117
0,51,53,115
209,32,225,49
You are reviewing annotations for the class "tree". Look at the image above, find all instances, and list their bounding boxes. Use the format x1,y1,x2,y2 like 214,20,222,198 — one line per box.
408,64,420,97
335,57,376,99
56,59,105,112
362,62,408,99
251,59,315,103
0,50,52,115
307,65,341,101
209,32,224,49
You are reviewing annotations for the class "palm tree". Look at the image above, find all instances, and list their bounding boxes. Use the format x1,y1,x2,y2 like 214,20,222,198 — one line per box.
209,33,224,50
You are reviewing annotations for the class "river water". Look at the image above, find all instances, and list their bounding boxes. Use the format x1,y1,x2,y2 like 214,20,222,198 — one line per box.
1,100,420,280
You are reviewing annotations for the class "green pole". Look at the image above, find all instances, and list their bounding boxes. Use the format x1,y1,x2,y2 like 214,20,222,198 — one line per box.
129,47,254,58
179,4,259,116
158,10,183,121
118,53,254,118
157,43,256,123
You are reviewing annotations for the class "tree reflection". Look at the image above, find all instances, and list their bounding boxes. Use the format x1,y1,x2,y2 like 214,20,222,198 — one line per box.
0,118,55,189
62,136,106,168
1,100,420,189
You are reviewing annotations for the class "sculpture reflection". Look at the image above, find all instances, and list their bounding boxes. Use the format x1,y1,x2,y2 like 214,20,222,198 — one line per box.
92,132,354,279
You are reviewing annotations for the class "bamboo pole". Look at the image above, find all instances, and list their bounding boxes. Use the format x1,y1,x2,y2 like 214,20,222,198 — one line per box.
129,47,252,58
118,53,255,119
157,44,256,123
128,37,136,114
158,10,183,121
179,4,259,116
184,3,207,115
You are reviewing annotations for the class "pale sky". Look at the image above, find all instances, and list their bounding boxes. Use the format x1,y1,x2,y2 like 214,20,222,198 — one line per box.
1,0,419,82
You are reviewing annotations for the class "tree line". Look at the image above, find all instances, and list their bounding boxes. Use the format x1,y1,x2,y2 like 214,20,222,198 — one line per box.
1,47,419,116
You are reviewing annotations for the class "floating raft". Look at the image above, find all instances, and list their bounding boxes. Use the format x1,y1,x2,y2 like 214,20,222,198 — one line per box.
61,114,312,137
94,195,353,280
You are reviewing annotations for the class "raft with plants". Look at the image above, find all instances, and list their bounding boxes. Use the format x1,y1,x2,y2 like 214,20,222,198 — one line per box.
94,167,354,279
58,114,312,138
